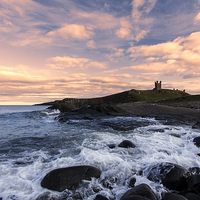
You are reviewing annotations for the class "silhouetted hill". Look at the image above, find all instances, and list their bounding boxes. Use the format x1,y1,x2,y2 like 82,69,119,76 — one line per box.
37,89,190,112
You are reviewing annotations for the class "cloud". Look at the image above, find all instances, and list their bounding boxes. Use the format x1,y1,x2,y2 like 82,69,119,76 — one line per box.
106,48,124,62
115,18,132,39
183,72,200,79
102,69,119,74
194,12,200,23
87,40,96,49
132,0,146,20
77,11,118,30
127,41,182,58
111,74,133,78
0,65,47,83
125,31,200,81
114,0,156,41
47,56,107,69
136,74,157,81
181,32,200,53
47,24,94,40
0,0,156,49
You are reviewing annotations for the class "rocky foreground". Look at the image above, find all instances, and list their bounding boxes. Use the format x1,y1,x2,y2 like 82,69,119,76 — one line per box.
36,137,200,200
30,102,200,200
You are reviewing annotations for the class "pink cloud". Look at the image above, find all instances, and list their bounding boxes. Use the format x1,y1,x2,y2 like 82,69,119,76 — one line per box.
47,56,107,69
194,12,200,24
47,24,94,40
127,41,182,57
106,48,124,62
87,40,96,49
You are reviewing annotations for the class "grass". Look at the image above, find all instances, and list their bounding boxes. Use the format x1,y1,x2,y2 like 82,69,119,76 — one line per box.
41,89,190,105
157,94,200,103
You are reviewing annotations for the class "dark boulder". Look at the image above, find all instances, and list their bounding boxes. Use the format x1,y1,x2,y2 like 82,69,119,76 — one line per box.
41,165,101,192
35,192,59,200
192,121,200,129
187,175,200,193
145,162,189,191
129,177,136,187
193,137,200,147
94,194,109,200
162,193,187,200
184,193,200,200
118,140,136,148
107,143,116,149
120,183,157,200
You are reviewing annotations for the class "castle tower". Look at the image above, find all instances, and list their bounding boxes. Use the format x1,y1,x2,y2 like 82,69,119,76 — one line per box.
154,81,162,91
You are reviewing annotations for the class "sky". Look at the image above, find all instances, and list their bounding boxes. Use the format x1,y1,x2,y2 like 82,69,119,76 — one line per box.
1,0,200,105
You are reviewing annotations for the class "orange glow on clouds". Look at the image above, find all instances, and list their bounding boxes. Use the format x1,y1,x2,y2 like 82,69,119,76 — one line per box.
1,0,200,104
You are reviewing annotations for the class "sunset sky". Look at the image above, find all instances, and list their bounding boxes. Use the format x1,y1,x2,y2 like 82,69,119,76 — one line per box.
1,0,200,105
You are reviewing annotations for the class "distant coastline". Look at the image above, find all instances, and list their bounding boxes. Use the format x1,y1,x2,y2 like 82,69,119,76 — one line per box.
35,89,200,124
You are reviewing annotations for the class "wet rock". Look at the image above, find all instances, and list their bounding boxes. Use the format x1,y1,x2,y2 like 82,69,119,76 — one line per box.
188,167,200,175
145,162,189,191
184,193,200,200
162,193,187,200
102,176,118,189
193,137,200,147
41,165,101,192
120,183,157,200
121,195,151,200
107,143,116,149
35,192,59,200
94,194,109,200
118,140,136,148
192,121,200,129
187,175,200,193
129,177,136,187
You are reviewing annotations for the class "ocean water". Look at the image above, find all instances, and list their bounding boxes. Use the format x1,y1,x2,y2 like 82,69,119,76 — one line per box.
0,105,200,200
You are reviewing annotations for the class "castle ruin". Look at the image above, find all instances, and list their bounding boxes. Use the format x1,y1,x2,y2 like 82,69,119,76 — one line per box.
154,81,162,92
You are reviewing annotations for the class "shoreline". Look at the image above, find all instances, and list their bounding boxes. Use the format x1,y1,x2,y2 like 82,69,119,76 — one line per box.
52,102,200,127
117,102,200,122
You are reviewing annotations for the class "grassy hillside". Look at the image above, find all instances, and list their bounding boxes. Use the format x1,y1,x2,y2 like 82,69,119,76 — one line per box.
41,89,190,106
157,94,200,103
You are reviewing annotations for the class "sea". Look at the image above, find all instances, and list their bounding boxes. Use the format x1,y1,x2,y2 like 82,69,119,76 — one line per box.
0,105,200,200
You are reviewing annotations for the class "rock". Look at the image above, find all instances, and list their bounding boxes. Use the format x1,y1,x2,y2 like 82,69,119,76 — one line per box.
188,167,200,175
184,193,200,200
193,137,200,147
107,143,116,149
145,162,189,191
35,192,59,200
41,165,101,192
120,183,157,200
129,177,136,187
118,140,136,148
94,194,109,200
187,175,200,193
162,193,187,200
192,121,200,129
121,195,151,200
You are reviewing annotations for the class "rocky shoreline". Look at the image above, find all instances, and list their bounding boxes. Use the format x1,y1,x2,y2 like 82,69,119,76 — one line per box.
48,102,200,127
34,102,200,200
159,101,200,110
36,137,200,200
